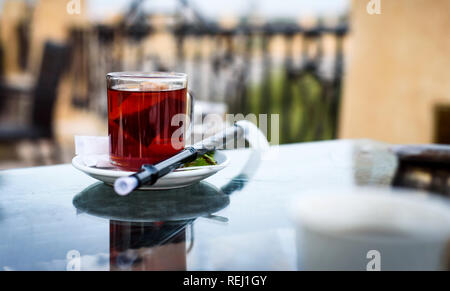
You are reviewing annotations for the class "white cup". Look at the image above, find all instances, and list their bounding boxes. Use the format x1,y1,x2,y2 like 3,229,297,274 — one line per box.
291,187,450,271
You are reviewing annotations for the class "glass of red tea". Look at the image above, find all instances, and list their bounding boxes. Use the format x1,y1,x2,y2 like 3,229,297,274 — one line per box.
106,72,191,171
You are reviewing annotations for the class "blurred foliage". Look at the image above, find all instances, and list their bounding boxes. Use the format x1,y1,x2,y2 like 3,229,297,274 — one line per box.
246,69,336,144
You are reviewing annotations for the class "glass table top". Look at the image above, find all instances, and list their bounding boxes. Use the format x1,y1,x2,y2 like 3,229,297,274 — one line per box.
0,140,398,270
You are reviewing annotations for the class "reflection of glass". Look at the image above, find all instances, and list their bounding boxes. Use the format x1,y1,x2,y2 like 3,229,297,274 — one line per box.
73,182,228,271
110,221,190,271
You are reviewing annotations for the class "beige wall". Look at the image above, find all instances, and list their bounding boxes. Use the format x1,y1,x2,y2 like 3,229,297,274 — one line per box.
339,0,450,144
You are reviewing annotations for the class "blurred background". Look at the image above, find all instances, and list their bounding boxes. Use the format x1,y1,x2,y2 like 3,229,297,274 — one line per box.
0,0,449,169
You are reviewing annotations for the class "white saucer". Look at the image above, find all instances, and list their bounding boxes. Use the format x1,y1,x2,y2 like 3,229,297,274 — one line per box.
72,151,230,190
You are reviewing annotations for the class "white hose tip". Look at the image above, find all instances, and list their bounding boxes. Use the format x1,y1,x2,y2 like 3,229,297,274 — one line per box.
114,177,139,196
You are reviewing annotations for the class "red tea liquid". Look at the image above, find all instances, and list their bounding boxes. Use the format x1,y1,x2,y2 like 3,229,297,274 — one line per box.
108,86,187,171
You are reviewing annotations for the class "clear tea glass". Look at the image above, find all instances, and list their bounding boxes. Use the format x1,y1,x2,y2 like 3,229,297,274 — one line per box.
107,72,191,171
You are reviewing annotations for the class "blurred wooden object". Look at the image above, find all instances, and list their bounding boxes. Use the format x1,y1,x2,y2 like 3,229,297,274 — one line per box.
340,0,450,144
392,144,450,197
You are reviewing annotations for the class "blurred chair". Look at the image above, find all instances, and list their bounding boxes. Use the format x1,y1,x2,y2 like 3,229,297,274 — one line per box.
0,41,70,163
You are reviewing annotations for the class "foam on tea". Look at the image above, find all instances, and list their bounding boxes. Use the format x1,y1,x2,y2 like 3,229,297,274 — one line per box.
107,82,187,171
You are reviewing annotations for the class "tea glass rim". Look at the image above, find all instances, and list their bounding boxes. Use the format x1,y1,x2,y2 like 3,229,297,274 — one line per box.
106,71,187,80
